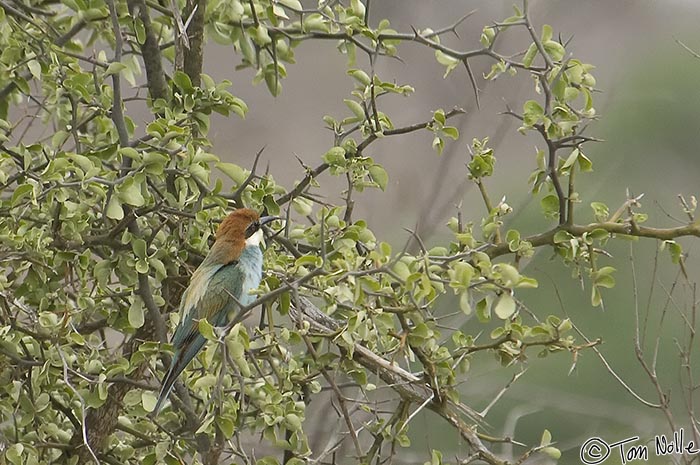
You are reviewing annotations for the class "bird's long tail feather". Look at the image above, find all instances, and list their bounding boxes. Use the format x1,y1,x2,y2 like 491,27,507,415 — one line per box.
153,353,185,414
153,333,208,414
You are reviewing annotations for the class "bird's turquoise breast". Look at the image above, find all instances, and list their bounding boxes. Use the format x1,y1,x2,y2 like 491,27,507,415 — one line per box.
236,245,264,306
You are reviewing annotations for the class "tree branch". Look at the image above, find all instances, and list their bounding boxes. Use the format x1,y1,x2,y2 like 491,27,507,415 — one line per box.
126,0,169,100
487,221,700,259
289,297,499,465
182,0,206,86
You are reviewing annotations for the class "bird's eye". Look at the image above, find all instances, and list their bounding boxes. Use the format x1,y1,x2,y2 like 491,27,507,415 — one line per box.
244,221,260,238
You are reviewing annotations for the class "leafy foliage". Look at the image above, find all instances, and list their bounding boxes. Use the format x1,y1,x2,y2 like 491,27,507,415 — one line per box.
1,1,699,465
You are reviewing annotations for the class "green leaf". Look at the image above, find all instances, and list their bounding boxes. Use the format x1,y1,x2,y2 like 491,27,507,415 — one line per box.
278,0,302,9
664,240,683,264
591,286,602,307
540,194,560,219
442,126,459,140
590,201,609,221
516,276,538,288
27,60,41,79
193,374,217,390
480,26,496,47
134,17,146,44
476,298,490,323
541,447,561,459
435,50,460,77
256,457,280,465
467,152,495,179
14,76,30,94
217,162,248,185
562,148,580,170
217,417,235,438
541,25,553,42
408,322,433,344
592,266,616,290
343,99,365,119
119,147,139,160
540,429,552,446
495,263,521,287
132,238,147,258
303,13,330,32
451,261,474,288
252,24,272,46
285,413,302,431
523,43,538,67
427,449,443,465
494,293,516,319
347,69,371,86
368,164,388,190
94,260,112,286
198,319,216,341
544,40,565,61
11,183,34,206
432,136,444,154
173,70,194,93
106,196,124,220
6,443,23,465
323,146,347,166
142,391,157,412
128,298,144,328
392,261,410,281
577,152,593,172
523,100,544,126
459,292,472,315
588,228,609,241
292,197,313,216
68,153,96,175
349,0,365,18
105,62,127,76
117,177,145,206
296,255,322,268
594,266,616,277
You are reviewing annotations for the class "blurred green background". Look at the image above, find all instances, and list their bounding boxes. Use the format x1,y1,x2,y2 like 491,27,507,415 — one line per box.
200,1,700,462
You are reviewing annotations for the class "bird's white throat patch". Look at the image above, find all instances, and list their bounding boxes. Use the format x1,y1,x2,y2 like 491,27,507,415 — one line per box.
245,228,264,247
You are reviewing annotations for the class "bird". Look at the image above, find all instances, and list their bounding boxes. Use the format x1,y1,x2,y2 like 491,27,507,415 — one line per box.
153,208,278,414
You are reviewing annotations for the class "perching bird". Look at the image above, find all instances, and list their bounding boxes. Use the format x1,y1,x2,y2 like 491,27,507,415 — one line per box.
154,208,278,414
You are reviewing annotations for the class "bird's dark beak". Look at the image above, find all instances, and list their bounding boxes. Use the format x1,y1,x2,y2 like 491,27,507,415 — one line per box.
259,216,281,227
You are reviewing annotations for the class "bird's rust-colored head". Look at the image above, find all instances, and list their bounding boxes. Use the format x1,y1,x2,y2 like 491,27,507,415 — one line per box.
216,208,260,243
210,209,278,265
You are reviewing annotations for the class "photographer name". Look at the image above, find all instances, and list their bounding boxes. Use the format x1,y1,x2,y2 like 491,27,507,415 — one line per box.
580,428,699,464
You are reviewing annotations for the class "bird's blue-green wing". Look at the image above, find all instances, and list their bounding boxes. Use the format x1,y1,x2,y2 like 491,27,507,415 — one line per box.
155,261,246,413
197,262,247,325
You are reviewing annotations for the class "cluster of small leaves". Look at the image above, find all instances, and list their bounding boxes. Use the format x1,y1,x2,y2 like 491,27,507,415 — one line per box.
467,138,495,180
207,0,400,95
429,109,460,155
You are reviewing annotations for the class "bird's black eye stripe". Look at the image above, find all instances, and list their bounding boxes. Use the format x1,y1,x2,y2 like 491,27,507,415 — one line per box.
244,221,260,238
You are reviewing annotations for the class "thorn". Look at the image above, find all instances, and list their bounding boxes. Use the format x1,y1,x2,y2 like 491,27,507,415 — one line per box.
252,145,265,173
230,146,266,205
464,59,481,110
564,34,575,48
452,9,478,32
294,153,310,171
